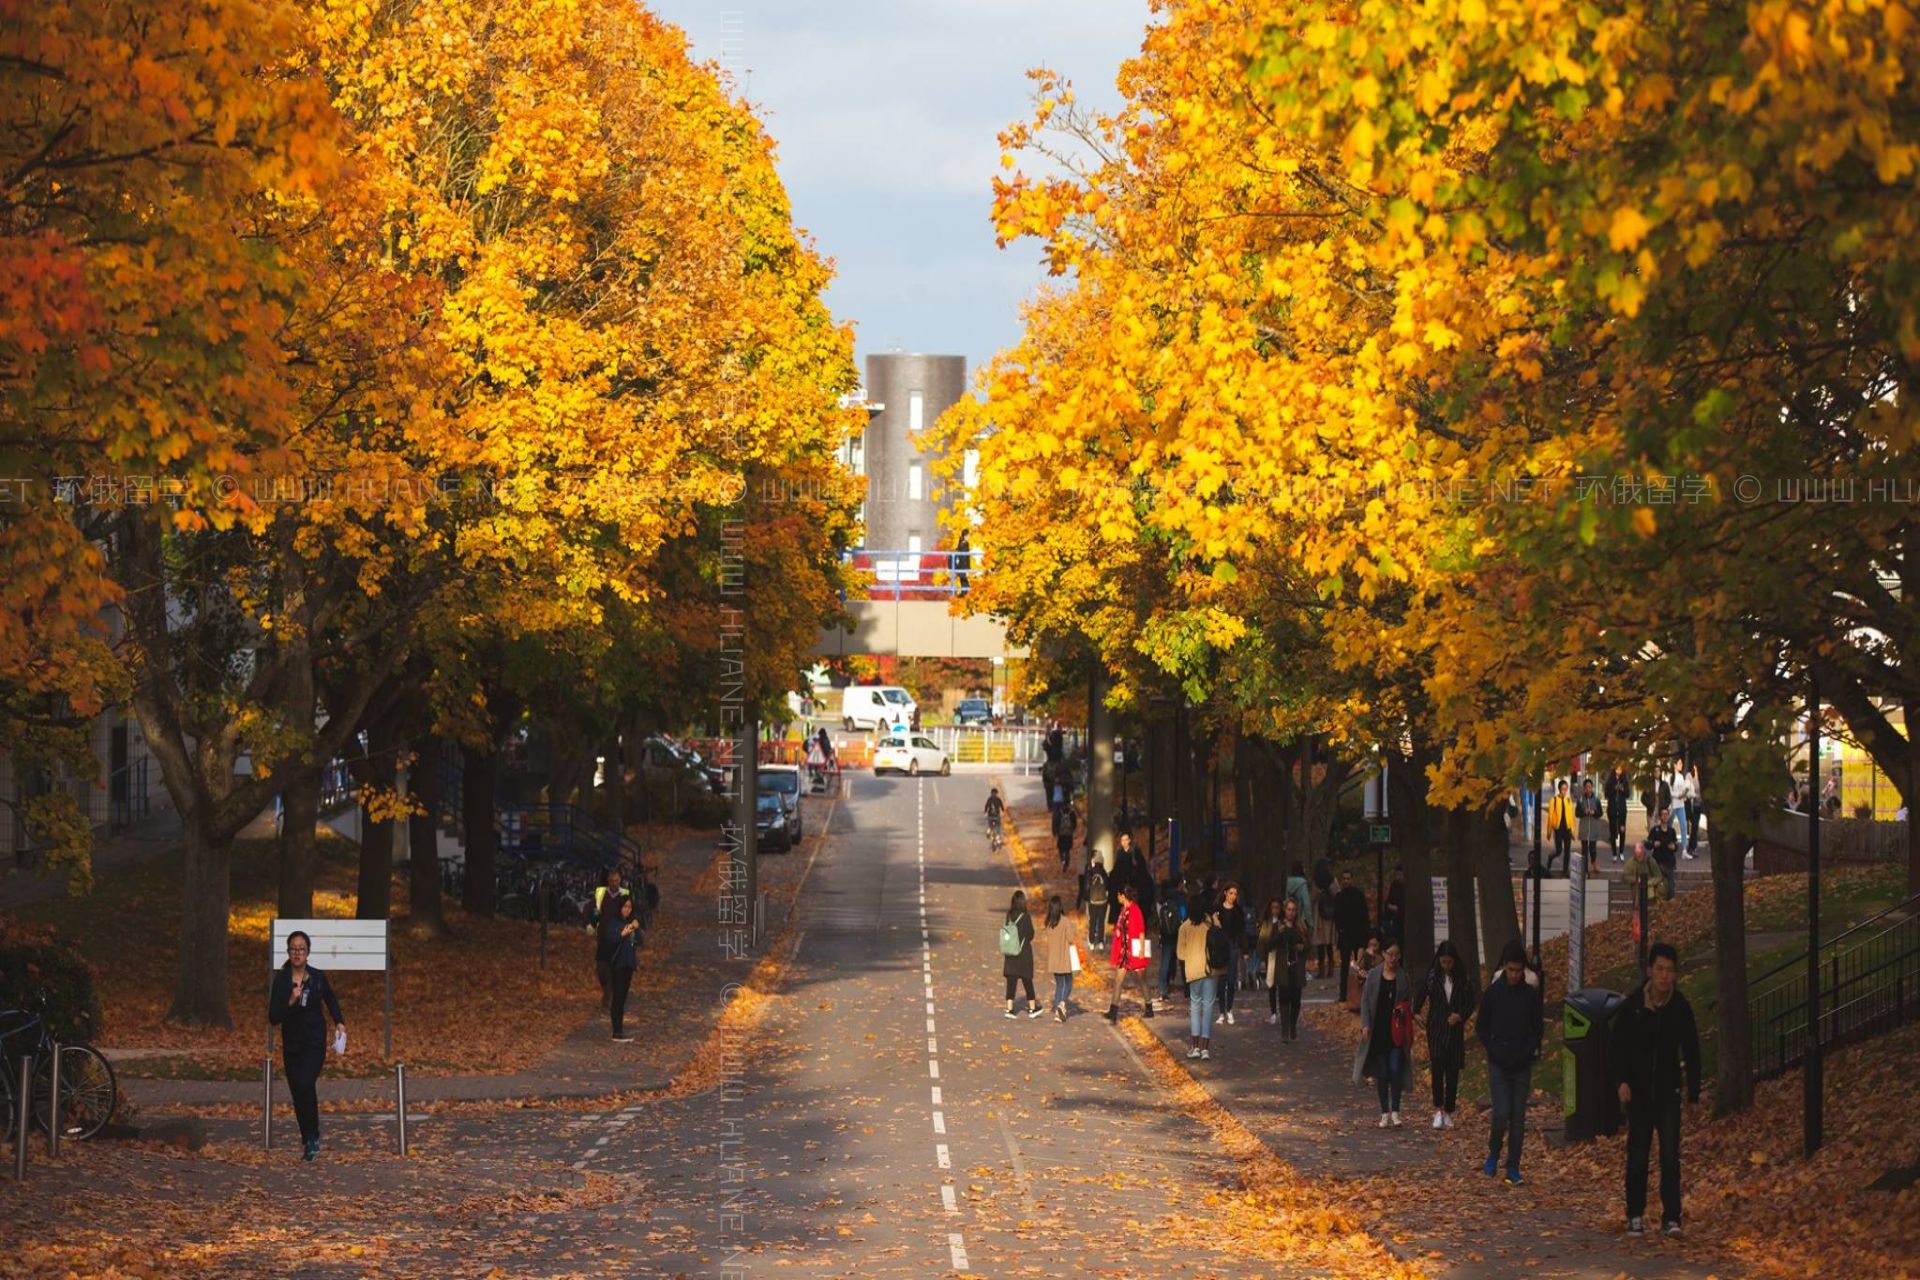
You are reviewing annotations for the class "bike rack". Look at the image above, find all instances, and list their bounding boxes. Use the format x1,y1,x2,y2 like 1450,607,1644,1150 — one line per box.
13,1055,28,1180
45,1044,58,1159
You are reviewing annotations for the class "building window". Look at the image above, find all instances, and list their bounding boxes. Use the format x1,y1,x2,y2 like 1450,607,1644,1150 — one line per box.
908,390,924,433
907,464,922,501
907,533,922,553
963,448,979,488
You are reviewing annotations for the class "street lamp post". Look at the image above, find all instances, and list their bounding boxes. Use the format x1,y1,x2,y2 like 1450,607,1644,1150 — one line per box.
1806,674,1823,1156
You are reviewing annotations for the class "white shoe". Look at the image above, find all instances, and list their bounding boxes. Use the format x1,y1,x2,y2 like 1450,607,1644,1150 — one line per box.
1214,1012,1224,1025
1267,1013,1279,1025
1199,1048,1210,1060
1391,1112,1403,1128
1226,1011,1236,1025
1445,1112,1457,1128
1378,1114,1392,1129
1432,1110,1445,1129
1186,1046,1201,1059
1682,851,1697,860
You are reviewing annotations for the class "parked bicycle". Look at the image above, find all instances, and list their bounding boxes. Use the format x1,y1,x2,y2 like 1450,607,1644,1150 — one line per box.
0,993,118,1142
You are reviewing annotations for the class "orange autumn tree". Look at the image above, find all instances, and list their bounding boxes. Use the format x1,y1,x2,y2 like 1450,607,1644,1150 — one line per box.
1249,0,1920,1107
0,0,344,897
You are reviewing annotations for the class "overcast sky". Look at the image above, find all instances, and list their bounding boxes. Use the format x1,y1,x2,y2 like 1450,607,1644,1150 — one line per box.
645,0,1154,383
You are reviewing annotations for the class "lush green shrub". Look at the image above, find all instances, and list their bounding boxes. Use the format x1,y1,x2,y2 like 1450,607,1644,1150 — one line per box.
0,919,103,1044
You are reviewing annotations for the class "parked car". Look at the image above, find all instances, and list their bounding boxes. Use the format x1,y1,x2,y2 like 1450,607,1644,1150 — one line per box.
720,791,794,853
756,765,804,840
954,698,994,726
873,733,950,777
842,684,916,733
640,734,726,793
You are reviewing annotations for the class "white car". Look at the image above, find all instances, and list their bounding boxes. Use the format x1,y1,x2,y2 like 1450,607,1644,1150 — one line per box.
873,733,950,777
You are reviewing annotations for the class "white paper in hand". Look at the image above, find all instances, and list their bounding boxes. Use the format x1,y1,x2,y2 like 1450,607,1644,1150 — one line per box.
333,1028,347,1056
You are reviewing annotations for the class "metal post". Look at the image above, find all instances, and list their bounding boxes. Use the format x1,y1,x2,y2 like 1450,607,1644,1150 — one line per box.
1636,871,1649,975
263,1056,273,1150
1806,673,1823,1157
14,1055,30,1180
539,871,549,971
45,1043,59,1159
395,1062,408,1156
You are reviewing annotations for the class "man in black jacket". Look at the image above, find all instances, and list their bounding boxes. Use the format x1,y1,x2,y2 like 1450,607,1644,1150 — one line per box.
1476,939,1543,1184
1333,872,1371,1000
1608,942,1701,1238
1604,766,1633,861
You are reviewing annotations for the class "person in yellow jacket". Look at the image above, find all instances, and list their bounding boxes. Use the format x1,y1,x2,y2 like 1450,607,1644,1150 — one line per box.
1546,780,1576,876
591,867,632,1011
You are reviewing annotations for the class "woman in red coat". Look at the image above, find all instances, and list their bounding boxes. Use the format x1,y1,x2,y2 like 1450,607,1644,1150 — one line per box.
1104,882,1157,1021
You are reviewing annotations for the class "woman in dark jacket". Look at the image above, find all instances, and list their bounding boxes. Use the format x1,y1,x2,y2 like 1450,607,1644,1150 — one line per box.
607,896,642,1043
1216,882,1247,1024
1258,897,1310,1040
1003,891,1041,1019
1413,938,1477,1128
268,930,345,1161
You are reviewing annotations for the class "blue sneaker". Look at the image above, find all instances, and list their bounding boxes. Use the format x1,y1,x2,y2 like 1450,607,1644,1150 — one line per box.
1505,1169,1525,1186
1482,1155,1499,1177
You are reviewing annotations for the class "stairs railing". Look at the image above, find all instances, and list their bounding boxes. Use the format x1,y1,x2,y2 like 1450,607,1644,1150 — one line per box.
1750,892,1920,1081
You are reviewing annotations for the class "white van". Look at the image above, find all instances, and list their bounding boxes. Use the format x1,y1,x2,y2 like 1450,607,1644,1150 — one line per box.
842,685,916,733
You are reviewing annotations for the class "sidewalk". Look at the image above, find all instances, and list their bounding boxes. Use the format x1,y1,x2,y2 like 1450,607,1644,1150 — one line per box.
1012,803,1737,1280
122,795,832,1112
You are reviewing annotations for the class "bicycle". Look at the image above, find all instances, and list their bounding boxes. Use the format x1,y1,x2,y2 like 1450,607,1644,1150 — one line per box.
987,811,1004,854
0,993,118,1142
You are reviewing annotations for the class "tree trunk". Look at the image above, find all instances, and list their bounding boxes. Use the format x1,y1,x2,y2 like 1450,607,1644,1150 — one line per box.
1443,808,1482,977
405,738,448,939
277,765,322,919
167,815,235,1028
1474,801,1522,962
1233,731,1254,888
461,742,499,917
1386,743,1441,979
1707,775,1755,1116
1087,664,1116,874
353,715,398,921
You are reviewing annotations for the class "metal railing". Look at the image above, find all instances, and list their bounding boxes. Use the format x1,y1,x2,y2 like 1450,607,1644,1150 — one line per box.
1750,892,1920,1081
842,549,973,600
107,758,149,831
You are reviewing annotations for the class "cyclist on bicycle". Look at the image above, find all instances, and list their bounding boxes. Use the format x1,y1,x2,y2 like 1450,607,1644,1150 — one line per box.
985,788,1006,844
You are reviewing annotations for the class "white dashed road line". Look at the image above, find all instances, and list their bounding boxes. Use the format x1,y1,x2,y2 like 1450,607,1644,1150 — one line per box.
917,782,969,1272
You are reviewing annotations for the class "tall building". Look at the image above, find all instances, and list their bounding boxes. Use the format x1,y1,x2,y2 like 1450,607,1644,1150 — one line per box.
855,352,968,552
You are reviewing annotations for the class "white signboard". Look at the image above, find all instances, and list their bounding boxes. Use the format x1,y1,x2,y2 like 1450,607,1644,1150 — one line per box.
270,918,390,972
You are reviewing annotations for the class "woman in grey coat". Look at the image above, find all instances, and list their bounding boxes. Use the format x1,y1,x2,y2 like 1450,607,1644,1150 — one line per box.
1352,940,1417,1126
1575,779,1607,869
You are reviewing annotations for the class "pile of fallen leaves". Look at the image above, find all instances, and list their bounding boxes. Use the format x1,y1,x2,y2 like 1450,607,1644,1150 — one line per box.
1523,1021,1920,1278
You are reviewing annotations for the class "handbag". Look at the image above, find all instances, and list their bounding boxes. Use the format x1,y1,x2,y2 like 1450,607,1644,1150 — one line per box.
1129,935,1152,961
1068,942,1083,973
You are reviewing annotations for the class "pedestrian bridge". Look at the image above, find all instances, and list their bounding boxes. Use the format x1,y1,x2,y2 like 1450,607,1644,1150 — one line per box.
813,550,1026,658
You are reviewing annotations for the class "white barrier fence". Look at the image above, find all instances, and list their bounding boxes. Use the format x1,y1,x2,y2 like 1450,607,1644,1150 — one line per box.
1432,876,1608,966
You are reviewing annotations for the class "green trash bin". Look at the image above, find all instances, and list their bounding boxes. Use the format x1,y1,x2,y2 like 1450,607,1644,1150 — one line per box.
1563,987,1626,1142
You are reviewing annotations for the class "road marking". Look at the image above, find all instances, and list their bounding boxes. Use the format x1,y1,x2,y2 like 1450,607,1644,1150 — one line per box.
928,1036,937,1053
936,1143,951,1168
941,1183,958,1214
927,1018,937,1033
949,1234,969,1270
925,1000,936,1015
931,1086,942,1106
932,1111,946,1134
996,1109,1041,1217
928,1061,939,1079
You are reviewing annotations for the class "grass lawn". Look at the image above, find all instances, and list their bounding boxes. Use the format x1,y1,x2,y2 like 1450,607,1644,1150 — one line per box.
1458,863,1909,1109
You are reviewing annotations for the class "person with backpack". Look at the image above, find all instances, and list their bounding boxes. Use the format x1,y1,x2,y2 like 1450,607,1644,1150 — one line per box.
1413,938,1476,1128
1000,890,1042,1019
1177,891,1224,1060
1215,881,1247,1026
1608,942,1702,1238
1285,863,1314,936
1105,882,1156,1021
1053,803,1079,873
1155,878,1185,1004
590,866,633,1012
1085,855,1110,947
1477,939,1545,1184
1352,939,1415,1126
1042,895,1079,1022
